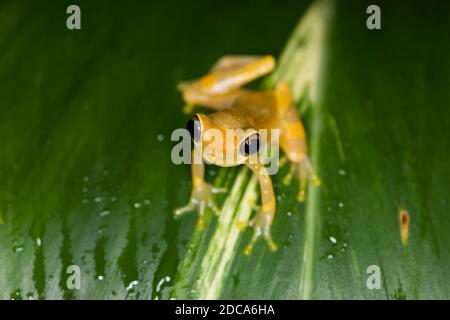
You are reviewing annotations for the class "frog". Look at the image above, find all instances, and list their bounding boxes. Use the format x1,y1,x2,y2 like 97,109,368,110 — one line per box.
174,55,320,255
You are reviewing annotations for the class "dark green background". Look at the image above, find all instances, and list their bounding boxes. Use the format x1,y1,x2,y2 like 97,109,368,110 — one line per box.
0,0,449,299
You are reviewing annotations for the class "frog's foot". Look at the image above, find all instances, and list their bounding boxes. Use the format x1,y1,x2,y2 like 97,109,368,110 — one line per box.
281,157,320,201
297,157,320,202
282,161,297,185
242,209,278,256
174,182,226,230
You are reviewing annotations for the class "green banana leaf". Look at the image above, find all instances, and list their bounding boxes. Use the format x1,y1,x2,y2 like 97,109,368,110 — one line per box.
1,0,449,300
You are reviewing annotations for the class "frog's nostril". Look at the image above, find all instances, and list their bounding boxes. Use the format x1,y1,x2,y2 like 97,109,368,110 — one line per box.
186,115,201,141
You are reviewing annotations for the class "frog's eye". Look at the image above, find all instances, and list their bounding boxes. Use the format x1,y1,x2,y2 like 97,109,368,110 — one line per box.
240,133,260,156
186,115,201,142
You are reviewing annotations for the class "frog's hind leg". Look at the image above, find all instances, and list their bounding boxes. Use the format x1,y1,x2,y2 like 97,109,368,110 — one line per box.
178,87,243,113
200,55,275,94
179,55,276,113
210,55,267,72
277,86,320,201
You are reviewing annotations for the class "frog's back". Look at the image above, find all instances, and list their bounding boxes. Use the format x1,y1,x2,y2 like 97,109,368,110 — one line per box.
230,90,280,129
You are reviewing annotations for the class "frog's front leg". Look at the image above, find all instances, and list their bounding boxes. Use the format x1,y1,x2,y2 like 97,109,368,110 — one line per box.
174,149,226,230
242,163,278,255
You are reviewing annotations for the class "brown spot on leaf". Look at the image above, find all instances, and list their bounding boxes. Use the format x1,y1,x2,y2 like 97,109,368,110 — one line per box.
399,209,410,246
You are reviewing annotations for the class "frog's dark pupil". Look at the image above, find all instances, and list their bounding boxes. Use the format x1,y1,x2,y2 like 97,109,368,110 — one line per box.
186,115,201,141
240,134,260,156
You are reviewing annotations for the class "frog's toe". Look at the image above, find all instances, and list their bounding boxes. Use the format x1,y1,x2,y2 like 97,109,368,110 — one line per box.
195,216,206,231
282,163,297,185
297,179,306,202
244,243,255,256
174,201,197,217
311,174,321,186
243,211,277,255
211,186,227,194
175,183,224,228
236,220,248,231
209,198,221,216
244,227,278,256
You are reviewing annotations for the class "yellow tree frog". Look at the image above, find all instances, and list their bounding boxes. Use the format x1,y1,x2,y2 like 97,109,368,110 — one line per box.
174,55,319,254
